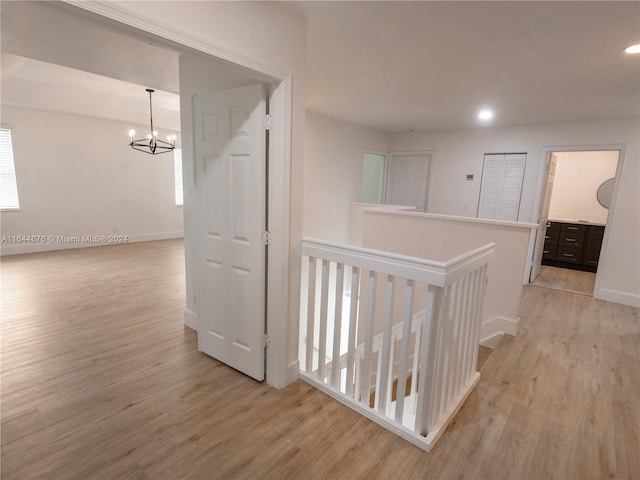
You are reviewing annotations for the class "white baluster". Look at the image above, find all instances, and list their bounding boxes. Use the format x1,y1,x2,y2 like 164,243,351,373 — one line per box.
331,262,344,389
305,257,316,374
377,274,396,415
395,279,414,423
346,267,360,397
360,270,377,407
317,259,330,381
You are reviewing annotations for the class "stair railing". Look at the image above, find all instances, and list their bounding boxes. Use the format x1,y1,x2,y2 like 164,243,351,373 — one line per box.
298,237,494,451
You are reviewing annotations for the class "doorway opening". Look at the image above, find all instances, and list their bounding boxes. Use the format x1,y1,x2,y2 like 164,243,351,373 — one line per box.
530,148,621,296
360,152,386,204
2,1,293,387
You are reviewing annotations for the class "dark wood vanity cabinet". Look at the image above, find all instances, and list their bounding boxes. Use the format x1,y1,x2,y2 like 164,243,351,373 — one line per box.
583,225,605,267
542,221,604,272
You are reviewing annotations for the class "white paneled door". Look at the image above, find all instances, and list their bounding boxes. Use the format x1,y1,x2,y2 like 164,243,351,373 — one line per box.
530,153,557,281
194,84,267,381
386,153,431,211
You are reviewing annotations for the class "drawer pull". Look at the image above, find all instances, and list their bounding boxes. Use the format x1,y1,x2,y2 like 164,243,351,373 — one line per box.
543,250,550,254
562,253,574,257
566,238,576,242
567,226,578,231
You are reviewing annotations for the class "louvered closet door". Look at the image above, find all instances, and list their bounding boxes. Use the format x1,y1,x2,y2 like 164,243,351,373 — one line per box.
477,153,526,221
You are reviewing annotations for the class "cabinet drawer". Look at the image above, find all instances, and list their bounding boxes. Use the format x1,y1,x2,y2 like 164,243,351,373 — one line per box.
542,245,557,260
559,231,584,248
561,223,586,234
556,247,581,264
546,221,561,231
545,229,559,244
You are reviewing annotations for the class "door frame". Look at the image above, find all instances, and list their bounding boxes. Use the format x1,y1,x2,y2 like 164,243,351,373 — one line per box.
66,1,294,387
529,144,626,300
384,151,434,211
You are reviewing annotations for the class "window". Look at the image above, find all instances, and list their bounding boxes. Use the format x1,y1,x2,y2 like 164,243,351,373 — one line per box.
174,148,183,206
477,153,526,221
0,128,20,211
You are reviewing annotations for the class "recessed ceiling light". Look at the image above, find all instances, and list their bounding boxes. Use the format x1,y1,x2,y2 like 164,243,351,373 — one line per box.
478,109,494,121
625,44,640,54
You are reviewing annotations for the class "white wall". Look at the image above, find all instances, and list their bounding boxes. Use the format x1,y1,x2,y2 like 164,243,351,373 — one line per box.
304,111,391,243
0,105,182,255
548,150,618,224
361,210,536,345
390,118,640,307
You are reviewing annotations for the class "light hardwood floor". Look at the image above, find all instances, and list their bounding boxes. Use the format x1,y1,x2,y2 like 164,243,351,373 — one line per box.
2,240,639,479
533,265,596,296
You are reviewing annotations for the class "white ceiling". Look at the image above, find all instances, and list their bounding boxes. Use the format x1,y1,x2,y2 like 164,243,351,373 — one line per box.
1,1,639,134
285,1,640,132
1,1,181,129
1,53,180,130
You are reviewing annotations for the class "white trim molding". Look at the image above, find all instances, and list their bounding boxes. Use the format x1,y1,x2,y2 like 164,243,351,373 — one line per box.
184,309,198,331
61,1,287,80
596,289,640,308
480,315,519,348
0,231,184,256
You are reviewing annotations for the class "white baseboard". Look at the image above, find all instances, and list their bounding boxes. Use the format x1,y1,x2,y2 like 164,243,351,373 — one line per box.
480,315,519,348
285,360,300,386
126,232,184,243
595,288,640,308
184,309,198,330
480,332,504,349
0,231,184,256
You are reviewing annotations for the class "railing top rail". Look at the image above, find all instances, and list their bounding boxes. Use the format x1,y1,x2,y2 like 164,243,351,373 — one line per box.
301,237,494,287
364,208,538,230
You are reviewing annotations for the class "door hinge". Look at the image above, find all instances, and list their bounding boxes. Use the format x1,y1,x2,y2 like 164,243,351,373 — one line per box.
264,114,273,130
264,333,271,348
262,230,271,246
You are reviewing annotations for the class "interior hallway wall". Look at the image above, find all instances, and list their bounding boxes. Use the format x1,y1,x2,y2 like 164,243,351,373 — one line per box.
304,111,391,243
390,117,640,307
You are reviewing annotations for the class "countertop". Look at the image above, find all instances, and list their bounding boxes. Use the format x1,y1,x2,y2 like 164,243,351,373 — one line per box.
548,218,606,227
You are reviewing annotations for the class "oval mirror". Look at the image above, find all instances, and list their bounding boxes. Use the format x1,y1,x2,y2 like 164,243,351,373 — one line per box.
597,178,615,209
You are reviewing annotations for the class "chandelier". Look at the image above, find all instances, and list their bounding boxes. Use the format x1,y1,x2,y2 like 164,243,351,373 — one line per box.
128,88,176,155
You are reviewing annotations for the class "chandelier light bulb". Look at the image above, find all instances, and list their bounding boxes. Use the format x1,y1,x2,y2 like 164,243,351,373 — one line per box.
129,129,135,137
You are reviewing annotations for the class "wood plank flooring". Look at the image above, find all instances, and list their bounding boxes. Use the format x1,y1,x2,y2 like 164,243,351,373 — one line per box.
2,240,639,479
533,265,596,296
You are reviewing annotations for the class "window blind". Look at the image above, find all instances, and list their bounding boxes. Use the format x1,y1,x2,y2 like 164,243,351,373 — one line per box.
0,128,20,210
